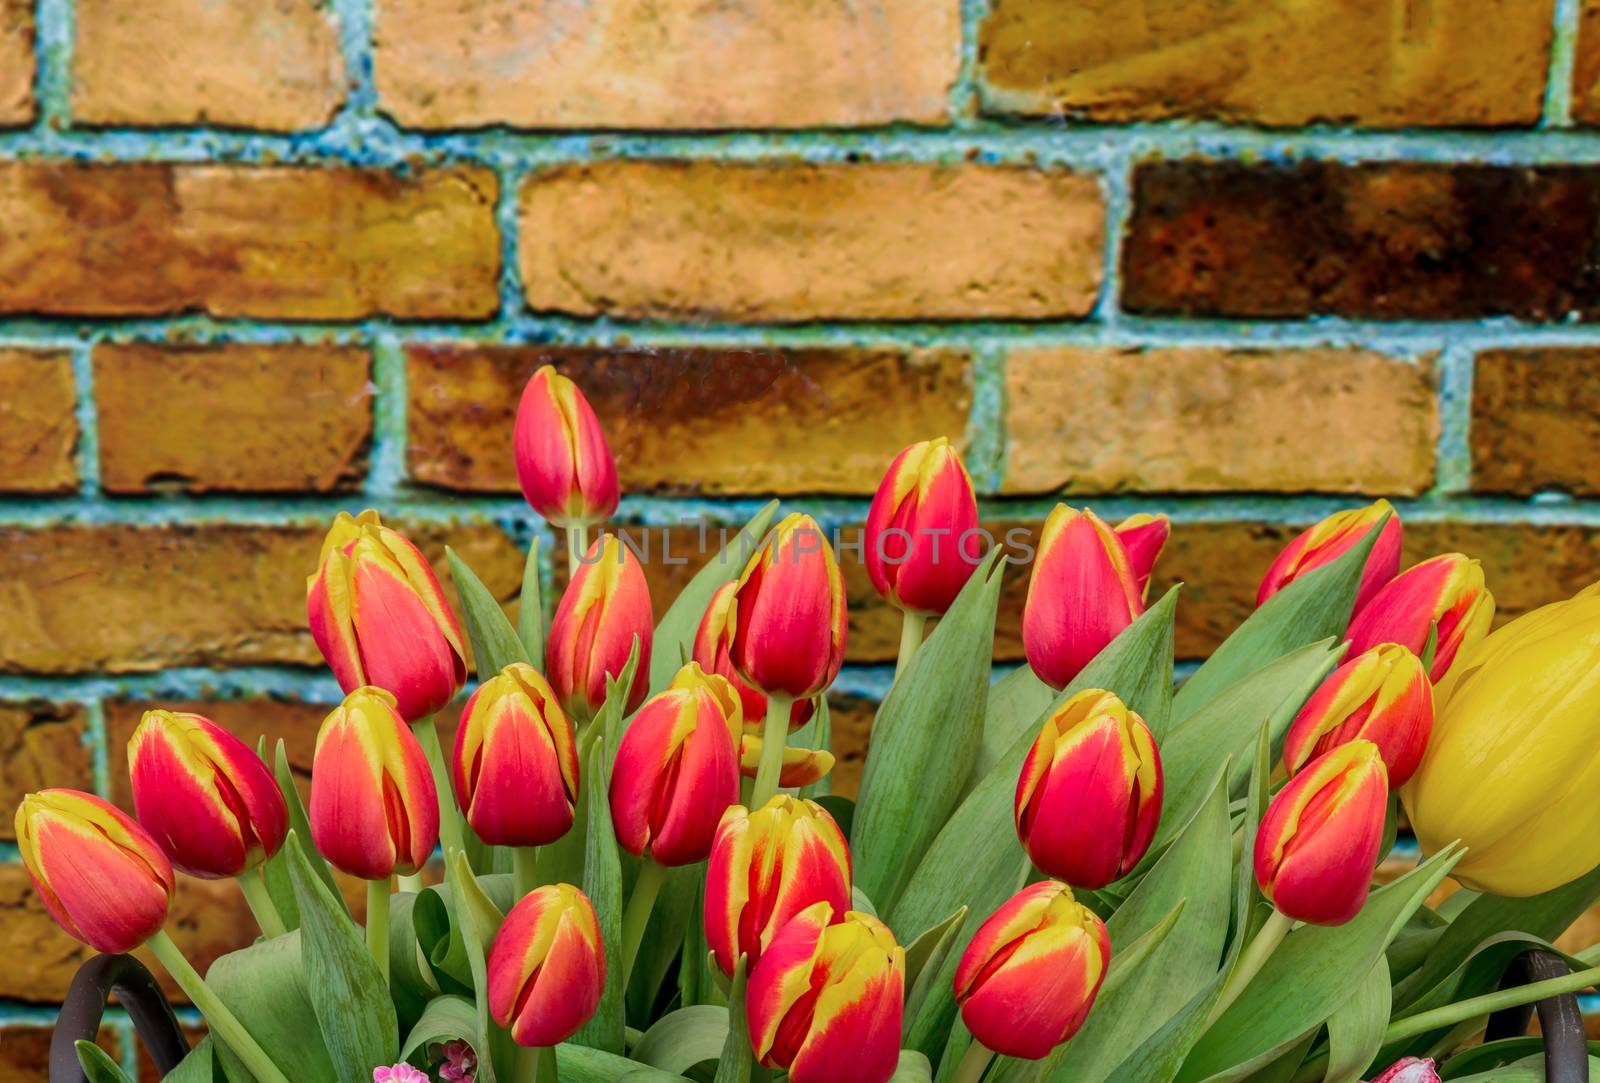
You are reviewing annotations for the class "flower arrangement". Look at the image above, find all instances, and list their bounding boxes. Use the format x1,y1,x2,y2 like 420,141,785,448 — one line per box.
20,364,1600,1083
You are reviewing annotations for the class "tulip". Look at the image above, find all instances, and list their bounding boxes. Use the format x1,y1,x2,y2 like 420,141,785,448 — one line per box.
738,735,835,789
1021,505,1144,690
1283,644,1433,786
692,581,815,731
864,436,983,617
451,662,579,850
1404,583,1600,896
513,364,619,530
952,880,1110,1062
488,883,606,1048
705,795,852,975
1014,689,1162,889
16,789,174,954
1369,1059,1441,1083
1115,512,1170,602
1346,554,1495,683
128,710,289,880
306,510,467,723
747,903,904,1083
547,532,654,722
1257,501,1402,612
1255,740,1388,925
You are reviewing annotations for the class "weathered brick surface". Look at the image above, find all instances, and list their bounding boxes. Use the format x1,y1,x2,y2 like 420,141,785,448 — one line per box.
1471,349,1600,496
407,344,973,495
0,164,500,319
518,161,1105,322
1123,161,1600,321
0,348,79,494
0,1024,121,1082
1002,347,1437,495
0,0,33,126
0,701,93,837
1574,0,1600,125
826,692,876,800
73,0,346,129
95,344,373,494
0,523,522,675
979,0,1551,128
374,0,959,129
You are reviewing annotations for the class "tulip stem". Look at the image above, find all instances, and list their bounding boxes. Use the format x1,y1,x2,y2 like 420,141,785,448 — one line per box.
1382,963,1600,1045
514,1043,541,1083
236,871,287,939
1205,908,1293,1029
895,610,928,679
413,715,466,859
514,846,540,900
567,526,588,580
147,929,294,1083
398,872,424,893
950,1039,995,1083
620,859,667,988
367,879,391,984
750,694,793,808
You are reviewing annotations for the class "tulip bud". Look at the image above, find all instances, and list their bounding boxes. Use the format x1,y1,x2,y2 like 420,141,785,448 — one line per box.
704,795,851,975
692,582,815,731
953,880,1110,1060
1255,740,1388,925
1257,501,1403,612
1404,583,1600,896
747,903,904,1083
610,664,742,866
864,437,983,617
547,532,654,722
452,662,579,848
15,789,175,954
1346,554,1495,683
737,735,836,789
1022,505,1144,690
306,510,467,722
513,365,620,530
728,513,848,701
1014,689,1162,889
487,883,606,1048
1369,1059,1441,1083
310,687,439,880
1114,513,1170,602
127,710,289,879
1283,644,1433,786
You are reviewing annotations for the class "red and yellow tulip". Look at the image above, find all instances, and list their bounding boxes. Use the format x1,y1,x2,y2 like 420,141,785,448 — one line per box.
693,581,815,731
1022,505,1144,690
737,735,835,789
513,364,620,530
864,437,983,617
487,883,606,1048
1346,554,1495,683
1114,512,1170,602
1257,501,1402,612
727,513,848,701
1284,643,1433,786
547,532,654,721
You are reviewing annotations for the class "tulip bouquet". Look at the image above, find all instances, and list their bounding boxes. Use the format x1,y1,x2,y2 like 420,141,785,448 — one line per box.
21,366,1600,1083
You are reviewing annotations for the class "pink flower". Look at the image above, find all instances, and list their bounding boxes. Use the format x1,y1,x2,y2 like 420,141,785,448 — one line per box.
435,1040,477,1083
373,1065,430,1083
1368,1059,1440,1083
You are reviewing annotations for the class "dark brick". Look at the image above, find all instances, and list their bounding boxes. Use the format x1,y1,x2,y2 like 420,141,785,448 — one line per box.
1471,349,1600,496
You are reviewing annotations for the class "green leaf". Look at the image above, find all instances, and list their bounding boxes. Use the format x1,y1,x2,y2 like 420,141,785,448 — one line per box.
1323,958,1391,1083
814,794,855,839
975,664,1055,784
798,694,833,800
272,740,343,917
557,1043,695,1082
519,537,545,663
712,956,755,1083
1448,1054,1600,1083
254,738,302,932
902,906,969,1034
400,993,479,1063
285,832,398,1082
1173,515,1385,721
448,546,532,676
1177,845,1464,1083
163,1039,216,1083
388,889,440,1032
891,1050,936,1083
448,850,515,1083
1440,1039,1600,1080
649,499,779,697
577,737,626,1053
206,929,337,1082
77,1040,135,1083
853,550,1004,912
633,1005,730,1074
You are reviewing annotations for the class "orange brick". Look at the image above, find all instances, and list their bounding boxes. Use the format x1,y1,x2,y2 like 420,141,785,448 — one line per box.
407,344,972,495
1002,347,1438,496
0,701,93,838
518,161,1104,322
374,0,958,129
0,163,500,320
1575,0,1600,125
0,0,33,126
1471,349,1600,496
981,0,1551,127
73,0,345,129
95,344,372,494
0,523,522,674
0,348,78,494
0,1023,122,1083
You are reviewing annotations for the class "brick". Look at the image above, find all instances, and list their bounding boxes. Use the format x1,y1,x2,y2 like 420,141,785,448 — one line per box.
1123,160,1600,321
826,692,876,800
980,0,1550,128
1471,349,1600,496
0,1023,122,1082
1574,0,1600,125
95,344,372,494
0,0,33,126
0,348,79,494
407,344,973,495
1003,347,1437,496
0,163,499,320
374,0,958,130
0,702,94,838
518,161,1104,322
0,523,522,674
74,0,345,130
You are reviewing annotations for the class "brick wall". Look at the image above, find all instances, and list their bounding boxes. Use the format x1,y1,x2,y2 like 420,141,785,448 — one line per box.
4,0,1600,1073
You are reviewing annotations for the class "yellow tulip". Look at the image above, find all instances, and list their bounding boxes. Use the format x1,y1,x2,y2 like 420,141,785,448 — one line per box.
1403,582,1600,896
